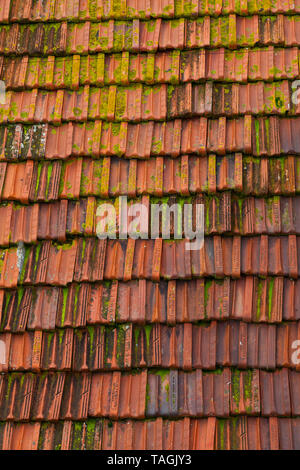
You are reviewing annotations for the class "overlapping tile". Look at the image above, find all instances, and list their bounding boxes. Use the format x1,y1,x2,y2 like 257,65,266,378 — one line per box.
0,368,300,421
2,48,300,91
1,277,300,329
1,0,300,25
1,415,300,450
1,321,300,372
1,193,300,248
2,119,300,161
1,83,300,127
0,236,295,284
0,0,300,452
1,16,300,57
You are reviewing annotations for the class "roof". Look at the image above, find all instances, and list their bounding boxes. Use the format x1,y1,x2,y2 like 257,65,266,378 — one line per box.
0,0,300,450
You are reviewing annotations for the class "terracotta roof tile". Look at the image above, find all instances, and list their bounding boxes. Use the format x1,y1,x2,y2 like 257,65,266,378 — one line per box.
16,240,77,286
3,0,300,24
2,120,300,164
1,278,300,332
0,415,300,449
8,236,289,281
1,0,300,451
1,368,300,422
2,16,300,56
0,320,282,371
1,48,299,90
3,83,300,127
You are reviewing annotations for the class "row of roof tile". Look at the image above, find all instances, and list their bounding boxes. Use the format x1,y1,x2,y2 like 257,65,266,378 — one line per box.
1,16,300,56
1,320,300,371
0,367,299,420
0,276,299,328
1,47,299,90
0,155,298,206
1,236,300,288
2,416,300,450
2,81,300,125
2,118,300,159
0,191,300,241
3,0,300,23
2,193,300,248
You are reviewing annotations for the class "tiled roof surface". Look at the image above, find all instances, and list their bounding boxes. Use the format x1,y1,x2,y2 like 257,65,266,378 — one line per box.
0,0,300,450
